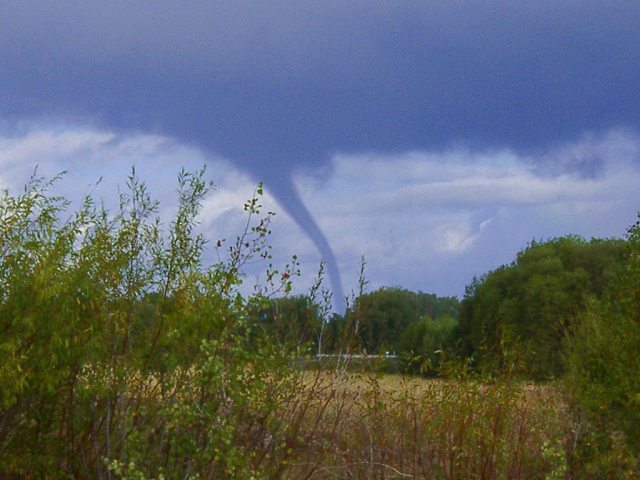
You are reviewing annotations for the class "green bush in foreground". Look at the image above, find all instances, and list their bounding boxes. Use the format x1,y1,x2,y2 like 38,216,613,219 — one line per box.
565,215,640,477
0,169,311,478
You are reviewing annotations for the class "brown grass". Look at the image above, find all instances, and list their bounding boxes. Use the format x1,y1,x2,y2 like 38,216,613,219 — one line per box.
283,371,570,479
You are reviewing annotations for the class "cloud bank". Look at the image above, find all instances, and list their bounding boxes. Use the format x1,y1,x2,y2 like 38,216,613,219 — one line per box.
2,126,638,303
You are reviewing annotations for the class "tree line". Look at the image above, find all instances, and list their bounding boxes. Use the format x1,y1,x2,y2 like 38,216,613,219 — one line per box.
258,234,635,381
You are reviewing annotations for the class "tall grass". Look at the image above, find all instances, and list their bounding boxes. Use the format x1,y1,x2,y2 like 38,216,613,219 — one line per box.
283,372,569,479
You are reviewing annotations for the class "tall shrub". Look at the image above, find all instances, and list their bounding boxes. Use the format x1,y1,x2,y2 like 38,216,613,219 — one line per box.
565,215,640,476
0,169,319,478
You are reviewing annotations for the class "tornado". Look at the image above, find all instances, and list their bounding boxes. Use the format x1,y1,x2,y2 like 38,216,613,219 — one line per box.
263,174,346,313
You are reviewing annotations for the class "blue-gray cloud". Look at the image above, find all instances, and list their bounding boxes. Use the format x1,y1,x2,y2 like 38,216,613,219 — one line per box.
3,1,638,155
2,126,640,301
2,1,640,308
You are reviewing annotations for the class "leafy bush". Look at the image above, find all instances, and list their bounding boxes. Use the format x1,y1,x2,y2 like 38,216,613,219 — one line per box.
0,169,321,478
458,236,626,378
398,315,458,375
564,214,640,476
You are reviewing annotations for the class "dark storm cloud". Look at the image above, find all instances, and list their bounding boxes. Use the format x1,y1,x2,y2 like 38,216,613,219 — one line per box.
1,1,639,307
3,1,639,160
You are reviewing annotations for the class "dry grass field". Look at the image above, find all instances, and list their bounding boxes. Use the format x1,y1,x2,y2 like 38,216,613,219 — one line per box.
280,370,571,479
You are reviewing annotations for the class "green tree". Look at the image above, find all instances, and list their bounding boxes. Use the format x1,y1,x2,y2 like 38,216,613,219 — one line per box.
0,169,323,478
458,236,626,378
250,294,322,350
345,287,459,354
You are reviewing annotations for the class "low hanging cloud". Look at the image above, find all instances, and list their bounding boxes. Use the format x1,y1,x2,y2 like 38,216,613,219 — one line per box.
295,128,640,294
2,125,640,300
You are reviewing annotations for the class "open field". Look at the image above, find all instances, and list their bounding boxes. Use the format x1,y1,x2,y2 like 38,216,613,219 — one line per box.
277,370,571,479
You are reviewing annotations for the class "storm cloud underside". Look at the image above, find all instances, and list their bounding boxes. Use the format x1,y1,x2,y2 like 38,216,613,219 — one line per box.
2,2,640,310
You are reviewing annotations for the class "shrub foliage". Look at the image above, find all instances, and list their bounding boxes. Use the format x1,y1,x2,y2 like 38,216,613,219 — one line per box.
564,215,640,476
0,169,312,478
458,236,627,378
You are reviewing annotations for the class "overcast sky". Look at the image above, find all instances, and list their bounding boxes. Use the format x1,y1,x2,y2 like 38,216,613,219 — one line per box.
2,2,640,310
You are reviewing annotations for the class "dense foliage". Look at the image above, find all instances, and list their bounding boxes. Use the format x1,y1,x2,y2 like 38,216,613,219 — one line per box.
328,287,459,355
0,170,315,478
458,235,627,378
456,229,640,475
249,294,323,352
397,314,458,375
563,216,640,475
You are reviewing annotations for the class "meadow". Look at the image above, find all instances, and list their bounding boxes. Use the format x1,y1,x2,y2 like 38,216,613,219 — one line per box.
281,370,570,479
